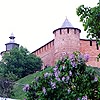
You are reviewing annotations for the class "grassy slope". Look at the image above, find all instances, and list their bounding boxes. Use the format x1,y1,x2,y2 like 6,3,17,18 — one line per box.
12,67,53,99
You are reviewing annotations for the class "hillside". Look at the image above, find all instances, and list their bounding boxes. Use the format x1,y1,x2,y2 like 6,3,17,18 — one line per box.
11,67,53,99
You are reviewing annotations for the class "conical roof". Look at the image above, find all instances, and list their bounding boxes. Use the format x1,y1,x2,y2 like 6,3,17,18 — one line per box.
53,17,81,33
61,17,74,28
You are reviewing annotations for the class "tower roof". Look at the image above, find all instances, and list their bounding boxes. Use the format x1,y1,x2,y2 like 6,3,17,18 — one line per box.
61,17,74,28
53,17,81,33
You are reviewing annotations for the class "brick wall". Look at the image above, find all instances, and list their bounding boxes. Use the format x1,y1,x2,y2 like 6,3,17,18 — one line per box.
33,40,55,69
80,39,100,68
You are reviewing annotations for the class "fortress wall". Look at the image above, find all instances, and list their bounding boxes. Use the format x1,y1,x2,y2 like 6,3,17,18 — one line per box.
33,40,55,68
80,39,100,68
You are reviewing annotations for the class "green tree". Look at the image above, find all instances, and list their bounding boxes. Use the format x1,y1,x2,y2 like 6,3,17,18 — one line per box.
0,46,43,80
76,2,100,44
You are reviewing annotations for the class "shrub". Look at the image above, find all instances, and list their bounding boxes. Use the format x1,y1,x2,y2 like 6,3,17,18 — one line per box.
23,52,100,100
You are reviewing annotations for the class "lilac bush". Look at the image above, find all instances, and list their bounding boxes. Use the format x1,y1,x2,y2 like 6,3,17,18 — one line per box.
23,52,100,100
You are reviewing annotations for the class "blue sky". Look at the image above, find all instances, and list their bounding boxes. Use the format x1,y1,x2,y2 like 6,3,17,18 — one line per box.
0,0,99,53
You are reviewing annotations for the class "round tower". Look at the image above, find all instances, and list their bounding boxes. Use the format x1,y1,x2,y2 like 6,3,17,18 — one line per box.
1,33,19,56
53,17,81,61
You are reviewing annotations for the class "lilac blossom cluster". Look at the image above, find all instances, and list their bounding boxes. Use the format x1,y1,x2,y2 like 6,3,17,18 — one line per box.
77,95,88,100
34,77,39,82
69,54,77,67
62,76,70,83
53,66,60,81
84,54,89,62
69,53,90,67
50,81,56,89
44,72,52,78
42,87,47,95
23,84,30,92
94,76,98,82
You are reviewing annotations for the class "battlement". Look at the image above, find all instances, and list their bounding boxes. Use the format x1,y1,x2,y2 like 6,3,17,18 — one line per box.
33,39,54,56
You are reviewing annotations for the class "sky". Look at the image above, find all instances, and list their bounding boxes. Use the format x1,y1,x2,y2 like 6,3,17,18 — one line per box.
0,0,99,53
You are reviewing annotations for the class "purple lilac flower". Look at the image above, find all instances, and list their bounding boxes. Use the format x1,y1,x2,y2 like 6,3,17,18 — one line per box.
82,95,88,100
24,98,26,100
53,66,58,72
50,81,56,89
34,77,39,82
56,77,60,81
77,98,80,100
23,84,30,92
66,76,70,80
44,72,49,78
67,89,71,94
62,66,65,70
69,54,75,61
78,54,83,59
71,61,77,67
42,87,46,95
69,71,72,76
78,54,83,63
62,77,65,81
44,72,52,78
53,65,60,78
65,76,70,83
54,71,58,77
54,70,60,78
94,76,98,82
84,54,89,62
70,54,77,67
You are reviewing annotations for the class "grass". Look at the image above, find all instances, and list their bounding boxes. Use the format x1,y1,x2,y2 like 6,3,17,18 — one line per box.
11,67,53,99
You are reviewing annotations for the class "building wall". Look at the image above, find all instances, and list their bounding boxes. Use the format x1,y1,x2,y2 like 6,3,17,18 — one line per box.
80,39,100,67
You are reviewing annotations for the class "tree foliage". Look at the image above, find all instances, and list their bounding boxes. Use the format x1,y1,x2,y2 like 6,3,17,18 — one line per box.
0,77,14,98
76,2,100,43
0,46,43,80
23,52,100,100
